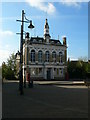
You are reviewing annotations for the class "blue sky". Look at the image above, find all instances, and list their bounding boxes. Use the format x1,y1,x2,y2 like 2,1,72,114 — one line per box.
0,1,88,65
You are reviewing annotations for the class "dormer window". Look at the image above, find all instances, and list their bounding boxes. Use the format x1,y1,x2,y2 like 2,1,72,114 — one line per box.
33,39,36,42
51,41,54,44
39,40,42,43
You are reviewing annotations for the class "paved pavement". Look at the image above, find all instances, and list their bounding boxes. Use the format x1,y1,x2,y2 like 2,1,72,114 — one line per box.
2,80,88,118
34,80,85,85
4,80,85,85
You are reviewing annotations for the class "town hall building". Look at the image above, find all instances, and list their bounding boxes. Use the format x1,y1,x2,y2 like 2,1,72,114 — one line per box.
16,19,67,80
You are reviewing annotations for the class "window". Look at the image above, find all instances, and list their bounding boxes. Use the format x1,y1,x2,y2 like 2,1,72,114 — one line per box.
51,41,54,43
54,68,56,75
33,39,36,42
46,29,49,33
45,51,49,62
39,40,42,43
31,50,35,62
39,68,42,75
59,51,63,63
59,68,63,75
57,69,59,75
38,50,42,62
52,51,56,62
57,42,60,44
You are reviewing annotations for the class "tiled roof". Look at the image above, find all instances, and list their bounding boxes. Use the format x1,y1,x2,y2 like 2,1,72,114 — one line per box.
50,39,61,44
31,36,44,41
23,36,66,46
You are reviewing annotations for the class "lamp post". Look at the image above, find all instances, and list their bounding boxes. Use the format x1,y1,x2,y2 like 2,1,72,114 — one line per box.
16,10,34,95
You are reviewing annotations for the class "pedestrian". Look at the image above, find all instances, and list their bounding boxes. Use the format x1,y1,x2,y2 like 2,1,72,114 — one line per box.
28,72,30,88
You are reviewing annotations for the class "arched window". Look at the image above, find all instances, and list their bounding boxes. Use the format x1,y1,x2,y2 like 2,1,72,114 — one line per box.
45,51,49,62
31,50,35,62
38,50,42,62
59,68,63,75
59,51,63,63
52,51,56,62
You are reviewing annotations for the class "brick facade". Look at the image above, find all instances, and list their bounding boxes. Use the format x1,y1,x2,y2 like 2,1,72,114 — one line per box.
22,19,67,80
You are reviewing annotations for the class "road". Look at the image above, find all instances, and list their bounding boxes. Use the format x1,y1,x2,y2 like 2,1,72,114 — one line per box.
2,80,88,118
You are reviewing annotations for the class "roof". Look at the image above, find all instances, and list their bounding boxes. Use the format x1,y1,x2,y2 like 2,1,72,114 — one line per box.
31,36,44,41
23,36,67,48
50,39,61,44
25,36,65,46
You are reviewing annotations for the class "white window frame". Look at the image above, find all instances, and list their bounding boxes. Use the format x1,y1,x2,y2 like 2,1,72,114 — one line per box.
45,51,49,62
52,51,56,62
59,51,63,63
31,50,35,62
38,50,42,63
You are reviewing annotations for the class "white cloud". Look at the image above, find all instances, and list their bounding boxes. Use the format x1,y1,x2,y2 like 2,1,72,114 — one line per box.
25,0,88,17
25,0,88,9
0,30,16,66
0,50,10,60
0,30,14,36
59,0,89,7
68,55,78,61
0,49,11,66
47,3,56,14
26,0,56,15
62,2,79,7
0,44,17,66
0,30,14,45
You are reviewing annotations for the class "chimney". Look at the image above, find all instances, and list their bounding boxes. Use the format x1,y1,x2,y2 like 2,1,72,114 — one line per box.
25,32,29,44
25,32,29,39
63,36,66,45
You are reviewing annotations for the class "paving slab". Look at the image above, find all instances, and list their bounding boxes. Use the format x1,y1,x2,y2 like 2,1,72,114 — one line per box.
2,81,88,118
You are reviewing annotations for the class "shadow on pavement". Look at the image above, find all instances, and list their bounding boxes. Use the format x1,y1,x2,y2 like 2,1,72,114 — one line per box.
2,81,88,119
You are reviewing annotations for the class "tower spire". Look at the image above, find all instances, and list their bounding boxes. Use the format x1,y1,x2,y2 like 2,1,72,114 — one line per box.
44,19,50,43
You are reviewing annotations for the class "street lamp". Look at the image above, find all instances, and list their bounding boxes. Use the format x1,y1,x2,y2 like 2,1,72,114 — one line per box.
16,10,34,95
28,20,34,29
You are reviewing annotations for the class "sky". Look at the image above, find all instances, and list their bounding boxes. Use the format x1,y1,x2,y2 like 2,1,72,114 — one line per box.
0,0,89,66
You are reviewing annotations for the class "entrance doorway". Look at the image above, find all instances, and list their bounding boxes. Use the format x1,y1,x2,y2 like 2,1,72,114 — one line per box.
47,68,51,80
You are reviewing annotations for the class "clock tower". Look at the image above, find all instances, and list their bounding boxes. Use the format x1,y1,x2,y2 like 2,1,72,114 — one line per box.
44,19,50,43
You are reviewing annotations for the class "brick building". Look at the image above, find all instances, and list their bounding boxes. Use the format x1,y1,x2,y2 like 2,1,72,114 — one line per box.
16,19,67,80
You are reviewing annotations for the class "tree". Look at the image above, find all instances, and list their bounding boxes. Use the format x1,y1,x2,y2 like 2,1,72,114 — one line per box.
2,53,17,80
2,62,7,79
67,58,89,79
